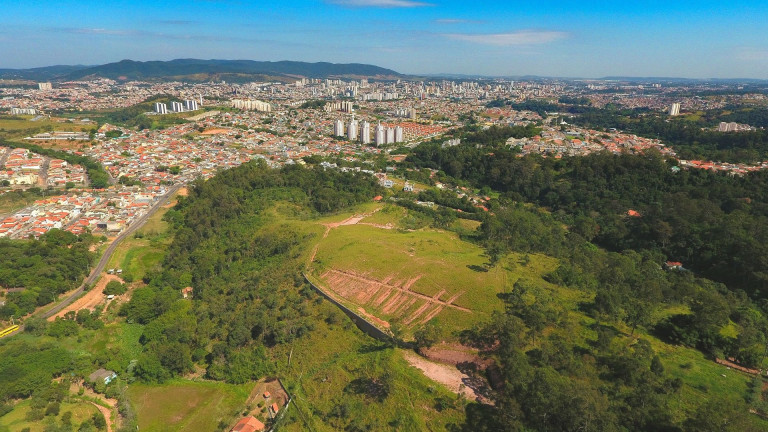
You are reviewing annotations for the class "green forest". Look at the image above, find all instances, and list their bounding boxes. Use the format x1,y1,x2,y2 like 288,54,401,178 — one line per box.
0,230,94,319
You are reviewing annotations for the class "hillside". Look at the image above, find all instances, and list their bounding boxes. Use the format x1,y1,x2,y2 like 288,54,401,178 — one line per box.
0,65,90,81
59,59,403,82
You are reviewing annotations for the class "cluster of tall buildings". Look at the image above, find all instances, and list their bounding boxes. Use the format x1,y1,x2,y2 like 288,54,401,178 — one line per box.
360,92,399,101
669,103,681,116
324,101,354,113
231,99,272,112
154,99,200,115
391,108,417,119
10,107,37,115
38,82,52,91
333,117,404,146
718,121,753,132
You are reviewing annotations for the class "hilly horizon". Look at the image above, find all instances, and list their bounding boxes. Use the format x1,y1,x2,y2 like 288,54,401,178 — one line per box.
0,58,405,82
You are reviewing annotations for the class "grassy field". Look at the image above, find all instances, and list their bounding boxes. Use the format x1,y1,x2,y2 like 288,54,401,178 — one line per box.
0,190,39,216
0,115,93,142
0,399,101,432
127,381,251,432
308,203,567,337
106,190,177,279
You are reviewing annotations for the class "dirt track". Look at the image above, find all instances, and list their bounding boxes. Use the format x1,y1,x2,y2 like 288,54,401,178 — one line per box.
49,274,123,321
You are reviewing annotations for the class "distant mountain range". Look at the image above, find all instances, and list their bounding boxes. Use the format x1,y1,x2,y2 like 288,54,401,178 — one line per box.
2,60,766,84
0,59,404,82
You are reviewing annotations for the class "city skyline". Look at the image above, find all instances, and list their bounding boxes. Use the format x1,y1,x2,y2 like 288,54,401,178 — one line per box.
2,1,768,79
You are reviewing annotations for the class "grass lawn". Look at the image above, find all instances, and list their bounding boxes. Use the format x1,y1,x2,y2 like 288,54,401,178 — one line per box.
0,399,100,432
106,188,177,279
127,380,251,432
0,191,39,216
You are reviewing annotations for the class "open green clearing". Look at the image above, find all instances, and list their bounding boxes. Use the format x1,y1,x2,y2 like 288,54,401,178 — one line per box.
127,381,251,432
309,203,569,337
0,116,93,141
0,399,101,432
106,192,177,280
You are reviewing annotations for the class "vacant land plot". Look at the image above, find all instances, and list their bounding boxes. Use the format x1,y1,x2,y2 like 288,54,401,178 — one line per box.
0,399,101,432
49,274,124,321
0,116,92,143
309,207,563,335
106,188,178,280
127,381,251,432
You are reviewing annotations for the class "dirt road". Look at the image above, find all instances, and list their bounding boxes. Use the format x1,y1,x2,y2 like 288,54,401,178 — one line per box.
48,274,123,320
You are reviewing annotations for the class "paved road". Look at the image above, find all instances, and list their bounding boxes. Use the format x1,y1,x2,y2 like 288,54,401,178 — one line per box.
41,184,182,320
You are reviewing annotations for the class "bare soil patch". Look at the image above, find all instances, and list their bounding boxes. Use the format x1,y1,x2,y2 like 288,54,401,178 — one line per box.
200,128,231,135
420,343,493,368
320,269,470,328
49,274,123,321
402,350,492,403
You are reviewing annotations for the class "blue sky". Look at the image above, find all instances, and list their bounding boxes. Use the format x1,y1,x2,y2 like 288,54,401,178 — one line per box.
2,0,768,78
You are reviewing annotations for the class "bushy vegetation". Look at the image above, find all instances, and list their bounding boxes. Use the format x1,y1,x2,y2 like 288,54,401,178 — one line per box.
0,230,94,319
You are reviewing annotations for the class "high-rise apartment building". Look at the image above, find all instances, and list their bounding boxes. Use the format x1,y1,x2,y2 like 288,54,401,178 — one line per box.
184,100,199,111
348,117,358,141
669,103,681,116
334,119,345,137
374,123,385,146
360,121,371,144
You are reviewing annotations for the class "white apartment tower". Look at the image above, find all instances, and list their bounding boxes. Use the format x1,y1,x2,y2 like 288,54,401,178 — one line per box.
348,117,359,141
185,100,199,111
374,123,386,146
669,103,681,116
38,82,52,91
171,101,184,113
154,103,168,114
360,121,371,144
334,119,345,137
395,126,404,143
386,127,395,144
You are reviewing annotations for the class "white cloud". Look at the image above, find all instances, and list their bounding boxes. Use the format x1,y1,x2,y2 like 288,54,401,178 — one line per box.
444,30,567,46
328,0,432,7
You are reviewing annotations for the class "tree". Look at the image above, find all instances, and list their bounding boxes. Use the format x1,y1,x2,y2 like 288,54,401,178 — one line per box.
103,280,126,296
414,319,443,349
684,397,757,432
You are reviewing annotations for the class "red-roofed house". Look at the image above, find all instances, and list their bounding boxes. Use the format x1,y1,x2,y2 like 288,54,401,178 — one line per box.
231,416,265,432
